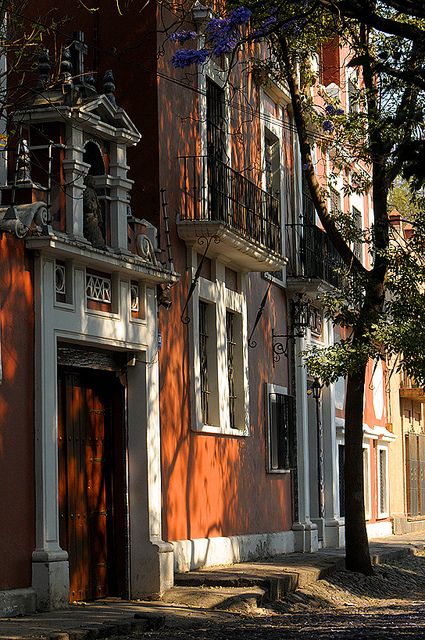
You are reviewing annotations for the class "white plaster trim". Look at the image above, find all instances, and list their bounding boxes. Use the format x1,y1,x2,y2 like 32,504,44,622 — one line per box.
373,425,397,442
172,531,295,573
335,416,345,430
363,423,379,440
367,520,393,539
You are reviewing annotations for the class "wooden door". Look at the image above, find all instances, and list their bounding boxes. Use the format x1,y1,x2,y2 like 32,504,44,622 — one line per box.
58,369,125,602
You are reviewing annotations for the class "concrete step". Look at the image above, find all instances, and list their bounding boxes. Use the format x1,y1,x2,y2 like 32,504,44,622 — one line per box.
173,557,344,600
161,585,266,613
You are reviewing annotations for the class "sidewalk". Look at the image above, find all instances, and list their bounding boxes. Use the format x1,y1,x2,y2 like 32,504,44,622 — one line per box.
1,533,423,640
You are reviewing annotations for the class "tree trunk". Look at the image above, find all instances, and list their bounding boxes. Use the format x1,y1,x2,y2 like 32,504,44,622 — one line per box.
344,361,373,575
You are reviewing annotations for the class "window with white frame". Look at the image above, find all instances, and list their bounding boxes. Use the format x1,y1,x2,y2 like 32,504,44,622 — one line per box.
190,255,249,435
260,90,289,283
347,72,360,113
352,205,363,261
377,444,389,518
265,129,280,200
266,384,295,473
363,443,371,520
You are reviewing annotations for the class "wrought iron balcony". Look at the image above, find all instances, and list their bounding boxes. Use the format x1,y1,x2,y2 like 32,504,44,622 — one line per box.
400,373,425,402
287,194,344,290
177,155,285,272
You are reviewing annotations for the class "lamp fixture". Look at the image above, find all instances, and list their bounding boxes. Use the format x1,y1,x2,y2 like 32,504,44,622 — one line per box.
312,377,322,400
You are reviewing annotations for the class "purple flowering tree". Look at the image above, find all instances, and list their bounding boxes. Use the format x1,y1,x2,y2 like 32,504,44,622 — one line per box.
169,0,425,575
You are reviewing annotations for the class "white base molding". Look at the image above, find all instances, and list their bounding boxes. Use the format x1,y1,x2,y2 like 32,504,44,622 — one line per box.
130,538,174,598
0,588,37,618
292,521,319,553
32,550,69,612
392,515,425,535
172,531,295,573
367,520,393,539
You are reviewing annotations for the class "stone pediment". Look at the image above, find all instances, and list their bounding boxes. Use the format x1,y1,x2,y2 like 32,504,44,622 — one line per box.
76,95,141,144
13,95,141,147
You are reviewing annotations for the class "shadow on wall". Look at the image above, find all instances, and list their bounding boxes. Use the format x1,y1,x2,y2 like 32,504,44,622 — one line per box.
0,235,35,589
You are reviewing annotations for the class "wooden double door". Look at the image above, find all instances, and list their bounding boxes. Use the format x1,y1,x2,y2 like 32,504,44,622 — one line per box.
58,368,126,602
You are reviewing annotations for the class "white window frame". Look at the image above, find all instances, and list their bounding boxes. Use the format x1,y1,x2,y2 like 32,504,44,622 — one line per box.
198,61,231,162
377,443,389,518
188,251,249,436
350,187,364,264
363,442,372,520
346,68,360,114
266,383,292,474
260,88,289,287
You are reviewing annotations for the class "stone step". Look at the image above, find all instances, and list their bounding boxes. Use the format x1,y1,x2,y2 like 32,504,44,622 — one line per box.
161,585,266,613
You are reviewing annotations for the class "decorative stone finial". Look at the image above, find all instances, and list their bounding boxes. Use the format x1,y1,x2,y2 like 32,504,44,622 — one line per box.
103,69,116,106
38,49,51,87
70,31,88,83
16,140,32,184
60,46,73,84
86,74,96,89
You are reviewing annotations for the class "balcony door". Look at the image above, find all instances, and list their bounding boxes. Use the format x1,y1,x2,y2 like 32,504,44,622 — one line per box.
206,78,227,222
58,367,126,602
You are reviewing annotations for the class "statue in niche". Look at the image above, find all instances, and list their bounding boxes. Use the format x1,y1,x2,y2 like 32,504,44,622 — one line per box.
83,174,106,248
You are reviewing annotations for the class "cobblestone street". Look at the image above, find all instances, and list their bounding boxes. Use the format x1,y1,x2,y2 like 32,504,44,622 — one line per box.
108,551,425,640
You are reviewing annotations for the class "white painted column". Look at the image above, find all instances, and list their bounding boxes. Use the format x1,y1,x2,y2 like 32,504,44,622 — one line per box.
63,127,90,241
109,143,133,251
127,286,173,597
293,334,318,552
322,320,343,548
32,257,69,611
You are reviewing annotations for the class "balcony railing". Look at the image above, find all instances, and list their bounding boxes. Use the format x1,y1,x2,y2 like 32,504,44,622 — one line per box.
287,194,344,289
179,155,282,256
400,373,425,401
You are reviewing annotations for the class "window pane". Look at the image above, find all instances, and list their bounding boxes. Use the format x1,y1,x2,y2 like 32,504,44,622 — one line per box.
226,311,237,429
268,393,295,471
199,301,209,424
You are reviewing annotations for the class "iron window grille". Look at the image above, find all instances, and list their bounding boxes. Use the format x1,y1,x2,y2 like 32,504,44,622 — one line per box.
199,301,210,424
352,205,363,261
86,273,112,304
226,311,237,429
130,283,139,312
378,447,388,517
55,263,66,296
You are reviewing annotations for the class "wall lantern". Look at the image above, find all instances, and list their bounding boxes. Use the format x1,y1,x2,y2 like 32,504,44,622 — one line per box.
312,377,322,400
271,294,312,363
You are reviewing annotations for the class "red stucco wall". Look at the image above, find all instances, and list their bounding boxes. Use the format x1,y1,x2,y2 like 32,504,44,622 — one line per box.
0,235,35,589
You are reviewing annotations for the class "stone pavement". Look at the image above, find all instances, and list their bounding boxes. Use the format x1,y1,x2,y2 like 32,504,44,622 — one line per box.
0,532,424,640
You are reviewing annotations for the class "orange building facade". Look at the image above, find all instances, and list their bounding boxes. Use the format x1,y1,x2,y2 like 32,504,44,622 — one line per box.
0,1,398,616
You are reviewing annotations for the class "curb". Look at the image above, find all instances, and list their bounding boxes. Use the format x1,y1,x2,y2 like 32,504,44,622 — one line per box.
29,613,166,640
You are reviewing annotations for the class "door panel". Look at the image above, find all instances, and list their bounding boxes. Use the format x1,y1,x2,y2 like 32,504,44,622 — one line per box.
58,368,124,602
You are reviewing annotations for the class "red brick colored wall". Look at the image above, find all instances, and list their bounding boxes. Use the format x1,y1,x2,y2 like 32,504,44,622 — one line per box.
0,236,35,589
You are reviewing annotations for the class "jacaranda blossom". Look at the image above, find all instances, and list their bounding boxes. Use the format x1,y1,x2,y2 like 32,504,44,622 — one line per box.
169,31,197,44
171,48,209,68
322,119,334,132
